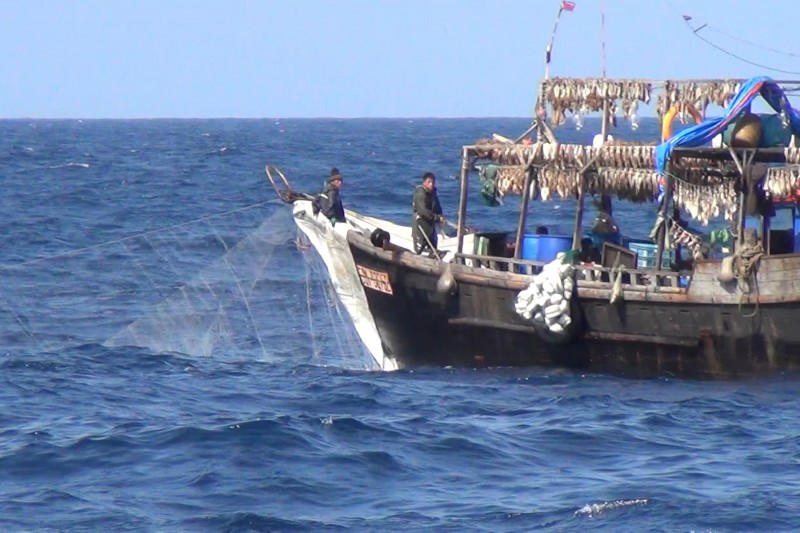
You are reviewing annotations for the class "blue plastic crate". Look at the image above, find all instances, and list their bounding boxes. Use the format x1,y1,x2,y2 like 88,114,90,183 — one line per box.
627,240,674,269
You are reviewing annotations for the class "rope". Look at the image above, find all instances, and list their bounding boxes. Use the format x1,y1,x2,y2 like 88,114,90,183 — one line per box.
732,239,764,317
418,221,442,261
702,23,800,59
680,14,800,75
663,170,726,188
0,201,272,271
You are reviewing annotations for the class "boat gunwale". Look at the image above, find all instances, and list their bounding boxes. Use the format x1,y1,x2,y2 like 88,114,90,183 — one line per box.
348,230,800,305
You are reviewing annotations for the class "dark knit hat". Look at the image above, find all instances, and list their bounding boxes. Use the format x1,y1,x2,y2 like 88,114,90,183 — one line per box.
328,167,342,182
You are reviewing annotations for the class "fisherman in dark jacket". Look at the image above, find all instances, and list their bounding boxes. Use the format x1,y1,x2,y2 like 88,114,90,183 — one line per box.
411,172,444,256
313,167,346,225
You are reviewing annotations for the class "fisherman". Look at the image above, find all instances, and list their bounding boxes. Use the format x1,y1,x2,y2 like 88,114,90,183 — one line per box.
412,172,444,256
579,237,601,264
591,194,620,238
313,167,346,225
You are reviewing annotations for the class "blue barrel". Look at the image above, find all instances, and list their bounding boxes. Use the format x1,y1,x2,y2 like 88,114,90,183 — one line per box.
521,234,572,262
521,235,539,261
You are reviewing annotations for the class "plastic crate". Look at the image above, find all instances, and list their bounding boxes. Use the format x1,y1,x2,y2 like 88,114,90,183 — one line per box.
627,240,674,269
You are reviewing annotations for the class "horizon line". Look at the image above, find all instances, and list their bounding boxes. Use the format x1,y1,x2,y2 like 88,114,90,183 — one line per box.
0,115,671,121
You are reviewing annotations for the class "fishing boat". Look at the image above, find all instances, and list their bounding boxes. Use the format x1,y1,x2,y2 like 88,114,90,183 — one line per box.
269,70,800,378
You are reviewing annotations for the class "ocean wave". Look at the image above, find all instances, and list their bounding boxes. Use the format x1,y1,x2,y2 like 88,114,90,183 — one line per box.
205,145,240,157
179,512,338,532
150,416,316,451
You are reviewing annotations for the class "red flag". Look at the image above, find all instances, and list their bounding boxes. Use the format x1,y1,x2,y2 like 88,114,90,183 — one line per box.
561,1,575,11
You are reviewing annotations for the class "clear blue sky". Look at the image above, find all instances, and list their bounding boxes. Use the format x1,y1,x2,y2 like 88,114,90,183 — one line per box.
2,0,799,118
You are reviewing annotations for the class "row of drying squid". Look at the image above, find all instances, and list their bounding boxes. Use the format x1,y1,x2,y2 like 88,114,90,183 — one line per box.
539,79,652,105
493,165,733,209
476,142,659,170
765,166,800,198
491,165,740,226
673,182,738,226
655,80,742,118
494,166,660,202
669,222,705,261
538,79,652,128
475,142,800,169
537,79,743,127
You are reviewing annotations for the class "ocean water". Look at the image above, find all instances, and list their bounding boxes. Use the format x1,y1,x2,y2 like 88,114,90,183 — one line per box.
1,117,799,531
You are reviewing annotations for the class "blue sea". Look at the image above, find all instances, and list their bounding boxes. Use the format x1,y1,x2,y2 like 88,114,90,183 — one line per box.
1,117,799,532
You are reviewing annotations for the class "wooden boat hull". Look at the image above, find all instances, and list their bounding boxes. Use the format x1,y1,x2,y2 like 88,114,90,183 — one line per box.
348,231,800,379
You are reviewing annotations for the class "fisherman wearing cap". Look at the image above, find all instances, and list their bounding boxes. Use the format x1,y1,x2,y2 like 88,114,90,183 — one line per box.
313,167,346,225
411,172,444,257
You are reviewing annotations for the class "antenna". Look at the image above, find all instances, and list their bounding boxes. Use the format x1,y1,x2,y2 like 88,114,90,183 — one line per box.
600,0,606,78
543,1,575,80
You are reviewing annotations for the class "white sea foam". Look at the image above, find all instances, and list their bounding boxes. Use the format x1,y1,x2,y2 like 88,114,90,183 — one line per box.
49,162,90,169
575,498,649,517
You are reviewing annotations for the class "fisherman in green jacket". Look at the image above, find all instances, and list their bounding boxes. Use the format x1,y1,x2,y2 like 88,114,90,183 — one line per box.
411,172,444,256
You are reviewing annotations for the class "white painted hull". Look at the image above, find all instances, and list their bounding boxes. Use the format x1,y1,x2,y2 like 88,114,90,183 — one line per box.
292,200,473,371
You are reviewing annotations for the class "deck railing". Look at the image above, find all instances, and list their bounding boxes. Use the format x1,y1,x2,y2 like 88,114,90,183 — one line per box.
453,253,688,291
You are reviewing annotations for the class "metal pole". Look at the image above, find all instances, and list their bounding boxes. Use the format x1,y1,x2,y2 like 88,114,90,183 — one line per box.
544,6,565,80
596,83,611,244
600,87,609,141
456,147,470,255
600,0,606,78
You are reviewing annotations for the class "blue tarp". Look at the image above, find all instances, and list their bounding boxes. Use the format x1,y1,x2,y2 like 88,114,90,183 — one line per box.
654,76,800,174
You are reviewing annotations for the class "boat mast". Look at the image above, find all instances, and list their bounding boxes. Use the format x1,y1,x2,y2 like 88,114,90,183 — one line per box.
572,0,609,250
515,1,572,258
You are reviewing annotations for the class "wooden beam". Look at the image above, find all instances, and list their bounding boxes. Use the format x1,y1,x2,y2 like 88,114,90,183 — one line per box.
513,121,539,144
572,170,588,251
541,76,800,85
730,149,758,248
570,150,603,250
512,142,543,259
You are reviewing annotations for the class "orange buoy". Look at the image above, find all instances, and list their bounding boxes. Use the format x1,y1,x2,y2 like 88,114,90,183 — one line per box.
661,102,704,142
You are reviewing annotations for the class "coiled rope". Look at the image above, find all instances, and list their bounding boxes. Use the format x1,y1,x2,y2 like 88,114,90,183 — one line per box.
733,239,764,317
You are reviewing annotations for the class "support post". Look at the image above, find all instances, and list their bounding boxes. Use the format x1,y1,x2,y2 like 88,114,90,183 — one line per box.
600,87,610,142
655,166,674,271
572,170,587,251
595,83,612,232
513,120,539,144
514,168,535,259
571,153,602,250
456,147,470,255
728,148,756,249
